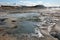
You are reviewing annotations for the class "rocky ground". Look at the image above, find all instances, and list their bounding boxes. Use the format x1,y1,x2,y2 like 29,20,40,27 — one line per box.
0,8,60,40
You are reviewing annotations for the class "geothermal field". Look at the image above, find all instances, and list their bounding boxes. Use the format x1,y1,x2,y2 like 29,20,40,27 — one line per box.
0,6,60,40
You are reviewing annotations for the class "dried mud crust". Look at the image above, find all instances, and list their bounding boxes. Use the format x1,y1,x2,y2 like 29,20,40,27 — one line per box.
0,34,17,40
0,33,58,40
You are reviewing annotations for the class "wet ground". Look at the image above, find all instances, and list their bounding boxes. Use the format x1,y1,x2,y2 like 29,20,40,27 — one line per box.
0,9,60,40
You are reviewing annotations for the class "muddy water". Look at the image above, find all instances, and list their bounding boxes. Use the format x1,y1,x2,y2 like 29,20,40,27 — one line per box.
6,13,41,34
7,13,40,18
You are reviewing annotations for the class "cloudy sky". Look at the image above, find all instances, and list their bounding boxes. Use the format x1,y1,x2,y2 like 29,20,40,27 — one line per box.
0,0,60,7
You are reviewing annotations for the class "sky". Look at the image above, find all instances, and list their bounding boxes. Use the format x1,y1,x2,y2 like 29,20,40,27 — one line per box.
0,0,60,7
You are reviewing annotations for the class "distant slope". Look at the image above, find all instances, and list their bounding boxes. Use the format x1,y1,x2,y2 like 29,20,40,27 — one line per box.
0,5,46,10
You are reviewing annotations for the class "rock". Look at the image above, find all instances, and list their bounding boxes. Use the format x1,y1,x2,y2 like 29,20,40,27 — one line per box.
50,21,60,40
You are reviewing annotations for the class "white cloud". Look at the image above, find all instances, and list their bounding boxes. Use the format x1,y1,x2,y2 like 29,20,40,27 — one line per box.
0,0,60,7
0,2,20,6
44,3,60,7
19,1,43,6
19,0,60,7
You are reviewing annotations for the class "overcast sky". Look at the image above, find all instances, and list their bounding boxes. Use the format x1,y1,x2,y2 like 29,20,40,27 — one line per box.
0,0,60,7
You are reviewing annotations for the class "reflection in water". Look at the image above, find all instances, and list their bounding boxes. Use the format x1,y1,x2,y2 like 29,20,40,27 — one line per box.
7,13,40,18
6,13,41,35
11,21,37,34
